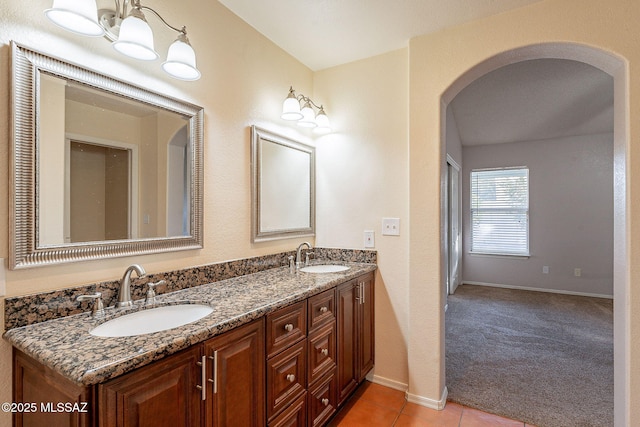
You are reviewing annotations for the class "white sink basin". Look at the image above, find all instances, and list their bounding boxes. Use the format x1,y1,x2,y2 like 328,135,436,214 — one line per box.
90,304,213,337
299,265,350,273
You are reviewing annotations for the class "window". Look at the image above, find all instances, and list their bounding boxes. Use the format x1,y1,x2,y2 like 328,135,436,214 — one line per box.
470,167,529,256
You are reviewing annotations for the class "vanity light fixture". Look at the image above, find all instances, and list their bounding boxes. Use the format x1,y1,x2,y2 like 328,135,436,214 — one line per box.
44,0,201,81
281,87,332,134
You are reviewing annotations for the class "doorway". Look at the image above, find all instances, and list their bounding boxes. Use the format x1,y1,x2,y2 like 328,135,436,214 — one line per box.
445,155,461,301
439,43,626,424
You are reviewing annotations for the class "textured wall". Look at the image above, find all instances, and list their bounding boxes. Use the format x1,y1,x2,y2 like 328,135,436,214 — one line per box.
409,0,637,423
0,1,313,425
314,49,410,390
462,133,614,296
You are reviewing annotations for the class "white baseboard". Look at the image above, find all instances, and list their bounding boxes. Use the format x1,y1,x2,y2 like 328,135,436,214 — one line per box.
406,386,448,410
462,281,613,299
369,375,450,411
368,374,408,392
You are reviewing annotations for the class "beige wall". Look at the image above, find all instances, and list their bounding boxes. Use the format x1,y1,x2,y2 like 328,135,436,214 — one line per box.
314,48,410,389
2,0,638,426
409,0,637,423
0,1,313,425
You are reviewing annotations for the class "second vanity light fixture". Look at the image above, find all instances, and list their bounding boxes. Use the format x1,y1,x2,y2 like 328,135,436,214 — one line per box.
44,0,201,81
281,87,332,134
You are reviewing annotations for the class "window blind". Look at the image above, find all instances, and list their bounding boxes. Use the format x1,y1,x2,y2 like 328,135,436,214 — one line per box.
470,167,529,255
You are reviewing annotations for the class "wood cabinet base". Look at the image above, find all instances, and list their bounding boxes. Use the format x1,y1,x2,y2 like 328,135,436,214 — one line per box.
11,272,374,427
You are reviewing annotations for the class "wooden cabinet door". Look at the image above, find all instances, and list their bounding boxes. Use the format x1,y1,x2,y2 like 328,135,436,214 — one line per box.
357,272,375,381
13,349,94,427
307,289,336,332
336,279,358,406
204,319,265,427
307,371,336,427
266,301,307,358
267,394,306,427
307,322,336,386
98,347,202,427
266,339,307,422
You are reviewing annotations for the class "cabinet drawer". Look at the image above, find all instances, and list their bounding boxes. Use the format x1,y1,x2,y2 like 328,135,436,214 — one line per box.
307,322,336,385
267,340,307,421
308,371,337,427
267,393,306,427
308,289,336,332
267,301,307,357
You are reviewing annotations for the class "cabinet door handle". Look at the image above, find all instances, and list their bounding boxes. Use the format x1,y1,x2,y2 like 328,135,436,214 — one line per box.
196,355,206,401
320,348,329,356
361,281,366,305
319,306,328,313
286,374,296,382
321,398,329,406
213,351,218,394
284,323,294,332
355,283,360,302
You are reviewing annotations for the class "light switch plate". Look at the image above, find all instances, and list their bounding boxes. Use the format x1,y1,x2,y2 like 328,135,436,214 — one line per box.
382,218,400,236
364,230,375,248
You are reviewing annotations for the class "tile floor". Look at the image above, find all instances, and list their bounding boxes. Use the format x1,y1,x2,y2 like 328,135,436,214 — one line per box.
329,382,538,427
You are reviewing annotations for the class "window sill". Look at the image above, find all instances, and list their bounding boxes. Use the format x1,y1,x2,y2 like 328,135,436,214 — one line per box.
468,252,530,260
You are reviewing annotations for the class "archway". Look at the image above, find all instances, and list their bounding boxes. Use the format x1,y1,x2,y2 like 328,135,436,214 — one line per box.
439,42,626,423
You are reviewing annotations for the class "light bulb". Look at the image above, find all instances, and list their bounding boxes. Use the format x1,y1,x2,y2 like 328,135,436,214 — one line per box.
162,34,201,80
44,0,104,37
112,8,158,61
313,108,331,134
297,101,317,128
281,89,303,120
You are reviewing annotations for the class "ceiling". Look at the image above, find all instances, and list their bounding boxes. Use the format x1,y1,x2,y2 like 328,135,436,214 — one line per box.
218,1,614,146
449,59,614,146
218,0,545,71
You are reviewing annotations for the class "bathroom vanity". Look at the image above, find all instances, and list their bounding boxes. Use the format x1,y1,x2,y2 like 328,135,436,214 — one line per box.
6,264,375,427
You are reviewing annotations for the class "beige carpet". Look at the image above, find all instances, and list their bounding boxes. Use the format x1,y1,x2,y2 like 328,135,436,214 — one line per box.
445,284,613,427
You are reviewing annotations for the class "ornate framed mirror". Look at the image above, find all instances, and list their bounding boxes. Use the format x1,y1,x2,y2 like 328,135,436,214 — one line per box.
251,126,315,242
10,42,204,269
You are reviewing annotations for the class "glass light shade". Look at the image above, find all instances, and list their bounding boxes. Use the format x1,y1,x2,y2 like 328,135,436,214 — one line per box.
313,109,331,134
112,14,158,61
44,0,104,37
162,38,201,81
281,96,303,121
297,102,317,128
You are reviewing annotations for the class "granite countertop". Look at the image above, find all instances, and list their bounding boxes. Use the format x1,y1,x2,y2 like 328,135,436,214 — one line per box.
4,262,376,386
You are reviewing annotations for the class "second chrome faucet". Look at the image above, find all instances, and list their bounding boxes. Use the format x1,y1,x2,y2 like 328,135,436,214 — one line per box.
295,242,313,270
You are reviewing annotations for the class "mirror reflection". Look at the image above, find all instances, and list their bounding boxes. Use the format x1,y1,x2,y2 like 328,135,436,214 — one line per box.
251,126,315,242
38,74,191,246
10,42,203,269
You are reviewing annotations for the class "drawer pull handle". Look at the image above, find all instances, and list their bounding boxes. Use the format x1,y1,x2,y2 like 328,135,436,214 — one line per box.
213,350,219,394
284,323,294,332
286,374,296,382
322,398,329,406
321,348,329,356
319,306,328,313
196,355,206,401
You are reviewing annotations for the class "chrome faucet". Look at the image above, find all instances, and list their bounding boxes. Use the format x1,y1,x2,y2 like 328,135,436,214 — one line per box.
117,264,146,308
295,242,313,269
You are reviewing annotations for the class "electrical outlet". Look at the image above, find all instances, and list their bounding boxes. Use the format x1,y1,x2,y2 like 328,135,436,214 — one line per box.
364,230,375,248
382,218,400,236
542,266,549,274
